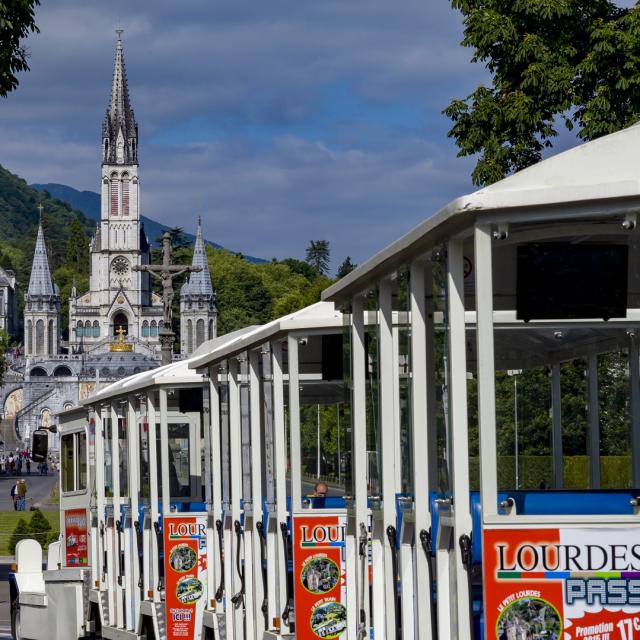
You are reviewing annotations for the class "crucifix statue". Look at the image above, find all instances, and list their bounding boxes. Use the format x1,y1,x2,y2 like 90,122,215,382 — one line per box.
133,231,201,365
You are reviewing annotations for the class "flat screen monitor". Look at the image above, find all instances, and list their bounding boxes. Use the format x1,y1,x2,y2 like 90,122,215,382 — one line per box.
516,242,628,321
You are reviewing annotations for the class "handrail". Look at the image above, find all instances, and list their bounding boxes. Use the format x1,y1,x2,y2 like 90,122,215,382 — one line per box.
230,520,245,606
279,522,294,627
256,520,268,627
214,519,224,602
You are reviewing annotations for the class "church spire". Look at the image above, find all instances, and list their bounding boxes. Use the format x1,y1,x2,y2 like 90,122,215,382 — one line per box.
102,30,138,165
27,215,56,297
182,219,214,297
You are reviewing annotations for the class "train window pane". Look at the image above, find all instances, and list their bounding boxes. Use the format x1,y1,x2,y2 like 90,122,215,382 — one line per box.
118,416,128,497
168,423,190,499
77,432,87,491
61,434,74,493
104,417,113,497
139,419,150,502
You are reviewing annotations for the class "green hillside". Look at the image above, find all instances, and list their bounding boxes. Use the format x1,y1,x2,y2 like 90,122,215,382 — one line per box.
0,163,335,342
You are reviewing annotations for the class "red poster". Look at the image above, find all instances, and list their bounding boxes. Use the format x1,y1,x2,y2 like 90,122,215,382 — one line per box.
293,513,347,640
163,515,208,640
483,526,640,640
64,508,88,567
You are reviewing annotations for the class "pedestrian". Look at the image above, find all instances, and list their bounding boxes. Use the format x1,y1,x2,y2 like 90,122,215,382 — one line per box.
10,481,18,511
16,456,22,476
17,479,27,511
26,458,31,475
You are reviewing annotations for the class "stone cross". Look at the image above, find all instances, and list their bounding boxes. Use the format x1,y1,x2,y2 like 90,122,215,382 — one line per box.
133,231,201,365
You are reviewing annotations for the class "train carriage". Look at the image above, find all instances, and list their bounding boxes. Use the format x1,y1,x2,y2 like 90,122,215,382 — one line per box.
11,121,640,640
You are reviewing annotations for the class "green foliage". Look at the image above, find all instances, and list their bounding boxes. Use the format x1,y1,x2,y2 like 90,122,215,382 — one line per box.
445,0,640,186
337,256,356,278
305,240,331,277
8,518,31,554
28,508,52,546
208,247,335,335
0,0,40,98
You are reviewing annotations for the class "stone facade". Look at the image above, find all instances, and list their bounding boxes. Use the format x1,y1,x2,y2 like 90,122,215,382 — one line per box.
0,267,18,339
68,35,162,357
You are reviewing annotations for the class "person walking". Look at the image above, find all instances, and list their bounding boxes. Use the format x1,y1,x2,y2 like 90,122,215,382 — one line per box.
26,458,31,475
10,481,18,511
17,479,27,511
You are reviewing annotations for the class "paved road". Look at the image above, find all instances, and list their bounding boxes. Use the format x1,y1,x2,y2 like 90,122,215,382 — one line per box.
0,472,58,512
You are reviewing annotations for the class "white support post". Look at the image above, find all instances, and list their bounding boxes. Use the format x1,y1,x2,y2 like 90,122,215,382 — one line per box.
110,403,124,628
249,349,265,640
379,276,399,637
351,295,370,636
147,392,160,602
474,226,498,518
209,376,223,612
587,354,601,489
228,358,242,640
158,390,170,514
202,381,215,611
127,397,140,630
288,336,302,511
94,409,106,588
410,258,435,640
447,238,473,639
272,341,289,627
630,337,640,487
551,364,563,489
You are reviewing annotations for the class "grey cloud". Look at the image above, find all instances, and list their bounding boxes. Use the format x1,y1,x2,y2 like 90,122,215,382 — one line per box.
1,0,485,266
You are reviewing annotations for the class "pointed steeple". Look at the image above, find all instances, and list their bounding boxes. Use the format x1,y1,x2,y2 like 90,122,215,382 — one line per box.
102,30,138,165
182,219,214,297
27,214,55,297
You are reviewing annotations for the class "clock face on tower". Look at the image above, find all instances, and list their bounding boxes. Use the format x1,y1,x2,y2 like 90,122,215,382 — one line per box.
111,256,129,282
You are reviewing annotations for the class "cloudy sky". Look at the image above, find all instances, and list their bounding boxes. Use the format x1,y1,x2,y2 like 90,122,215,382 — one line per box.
1,1,489,267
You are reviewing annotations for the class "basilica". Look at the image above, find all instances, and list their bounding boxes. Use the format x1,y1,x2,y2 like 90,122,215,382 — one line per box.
0,35,217,444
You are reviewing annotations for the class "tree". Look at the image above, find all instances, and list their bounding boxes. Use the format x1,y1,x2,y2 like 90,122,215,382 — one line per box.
0,0,40,98
65,216,89,273
28,508,52,546
337,256,356,279
8,518,31,554
444,1,640,187
305,240,330,277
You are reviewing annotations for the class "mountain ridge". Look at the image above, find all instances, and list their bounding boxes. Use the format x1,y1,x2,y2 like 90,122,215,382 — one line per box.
31,182,265,263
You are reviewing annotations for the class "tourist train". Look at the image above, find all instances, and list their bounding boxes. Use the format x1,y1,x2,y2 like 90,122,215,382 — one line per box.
10,122,640,640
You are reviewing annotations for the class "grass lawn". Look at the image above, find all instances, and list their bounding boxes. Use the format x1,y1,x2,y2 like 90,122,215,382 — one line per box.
0,510,60,555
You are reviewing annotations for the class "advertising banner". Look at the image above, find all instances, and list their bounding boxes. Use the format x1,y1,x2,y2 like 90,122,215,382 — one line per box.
292,512,347,640
64,508,88,567
484,527,640,640
163,515,208,640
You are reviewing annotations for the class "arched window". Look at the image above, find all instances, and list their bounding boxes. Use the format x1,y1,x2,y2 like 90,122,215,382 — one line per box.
113,312,128,337
110,172,119,216
150,320,157,337
196,319,205,349
27,320,32,354
187,320,193,354
122,173,130,216
209,319,214,340
142,320,149,337
76,320,83,338
93,321,100,338
36,319,44,355
48,320,54,354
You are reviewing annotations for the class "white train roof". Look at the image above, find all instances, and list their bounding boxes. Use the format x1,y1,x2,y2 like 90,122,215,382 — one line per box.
189,301,341,369
323,122,640,302
83,326,257,405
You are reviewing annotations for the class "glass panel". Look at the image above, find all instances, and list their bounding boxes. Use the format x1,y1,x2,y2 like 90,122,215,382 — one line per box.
118,415,129,497
365,291,381,498
168,423,191,499
342,311,354,499
104,416,113,497
61,433,74,493
139,399,151,503
77,432,87,490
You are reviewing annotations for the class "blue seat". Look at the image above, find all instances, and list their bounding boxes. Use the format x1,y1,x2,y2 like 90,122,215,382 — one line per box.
509,490,636,516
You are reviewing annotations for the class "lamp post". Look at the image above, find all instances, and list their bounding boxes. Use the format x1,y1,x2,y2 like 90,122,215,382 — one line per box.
507,370,523,489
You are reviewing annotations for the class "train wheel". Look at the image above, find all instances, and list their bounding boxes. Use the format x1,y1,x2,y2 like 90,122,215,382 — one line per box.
11,606,21,640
